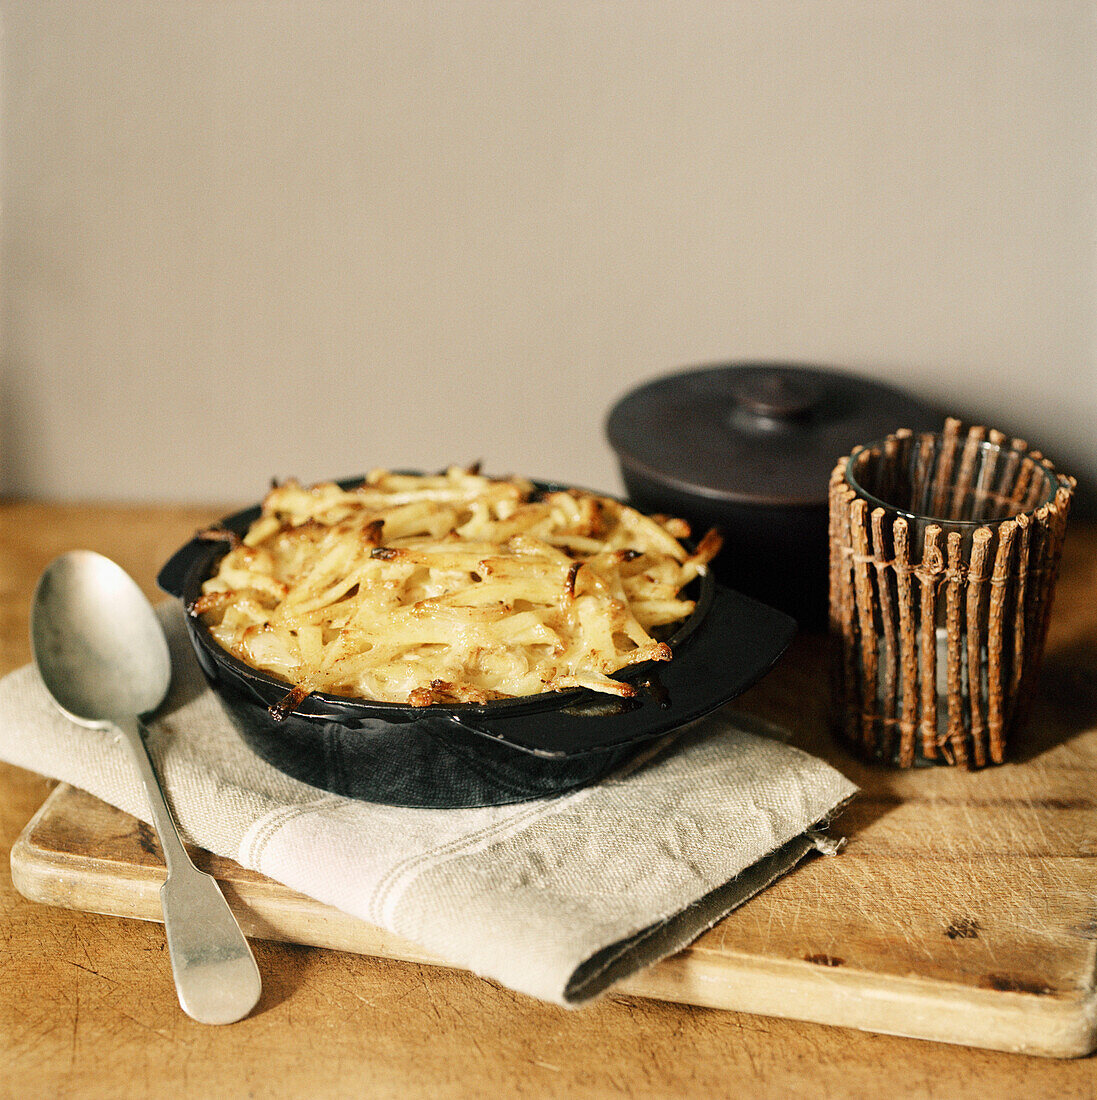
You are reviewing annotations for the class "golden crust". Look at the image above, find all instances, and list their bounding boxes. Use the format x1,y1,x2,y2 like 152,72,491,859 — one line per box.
195,466,721,714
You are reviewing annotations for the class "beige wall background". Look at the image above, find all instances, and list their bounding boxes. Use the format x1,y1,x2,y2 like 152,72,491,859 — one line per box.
2,1,1095,508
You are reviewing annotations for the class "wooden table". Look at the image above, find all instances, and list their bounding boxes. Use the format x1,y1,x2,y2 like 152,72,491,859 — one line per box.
1,500,1095,1099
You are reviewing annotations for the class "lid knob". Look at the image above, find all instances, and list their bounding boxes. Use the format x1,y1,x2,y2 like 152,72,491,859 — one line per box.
729,369,822,424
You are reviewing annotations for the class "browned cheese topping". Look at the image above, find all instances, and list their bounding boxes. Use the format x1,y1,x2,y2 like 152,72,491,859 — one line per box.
194,466,721,710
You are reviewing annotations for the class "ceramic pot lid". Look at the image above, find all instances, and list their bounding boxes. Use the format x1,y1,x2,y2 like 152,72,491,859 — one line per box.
606,363,942,508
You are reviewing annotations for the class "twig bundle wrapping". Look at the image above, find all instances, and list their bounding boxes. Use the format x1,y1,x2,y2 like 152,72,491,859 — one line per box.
829,420,1074,768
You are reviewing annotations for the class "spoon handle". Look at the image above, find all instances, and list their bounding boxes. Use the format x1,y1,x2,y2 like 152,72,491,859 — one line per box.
115,715,262,1025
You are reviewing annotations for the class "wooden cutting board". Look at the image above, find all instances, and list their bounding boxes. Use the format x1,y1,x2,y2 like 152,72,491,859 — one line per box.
11,634,1097,1059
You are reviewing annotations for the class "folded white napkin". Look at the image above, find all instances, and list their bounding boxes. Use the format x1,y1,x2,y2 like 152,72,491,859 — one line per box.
1,602,856,1006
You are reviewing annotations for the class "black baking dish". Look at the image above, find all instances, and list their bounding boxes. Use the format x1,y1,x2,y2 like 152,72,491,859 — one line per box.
157,478,796,796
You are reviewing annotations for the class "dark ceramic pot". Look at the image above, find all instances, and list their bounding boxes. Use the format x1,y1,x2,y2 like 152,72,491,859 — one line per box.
606,363,942,627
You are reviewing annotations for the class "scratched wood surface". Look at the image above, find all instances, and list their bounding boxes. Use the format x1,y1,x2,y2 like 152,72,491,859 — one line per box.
2,502,1096,1097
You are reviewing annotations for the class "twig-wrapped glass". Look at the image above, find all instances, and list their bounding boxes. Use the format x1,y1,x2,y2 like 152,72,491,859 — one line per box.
829,418,1075,768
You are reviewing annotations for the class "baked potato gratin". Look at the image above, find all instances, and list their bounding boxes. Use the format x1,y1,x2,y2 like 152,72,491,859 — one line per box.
191,466,721,715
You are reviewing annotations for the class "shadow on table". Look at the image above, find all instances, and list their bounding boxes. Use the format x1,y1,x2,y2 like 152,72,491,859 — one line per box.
1012,631,1097,765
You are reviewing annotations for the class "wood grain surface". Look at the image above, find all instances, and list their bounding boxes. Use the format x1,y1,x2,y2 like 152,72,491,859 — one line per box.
2,501,1096,1098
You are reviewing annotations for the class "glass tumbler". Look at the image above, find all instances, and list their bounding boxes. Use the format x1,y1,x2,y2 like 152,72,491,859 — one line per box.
828,418,1075,768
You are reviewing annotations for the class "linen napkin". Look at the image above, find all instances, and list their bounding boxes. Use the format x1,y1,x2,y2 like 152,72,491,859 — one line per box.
1,601,856,1006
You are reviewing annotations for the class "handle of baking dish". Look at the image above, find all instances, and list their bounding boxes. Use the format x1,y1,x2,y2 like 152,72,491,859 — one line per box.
437,582,799,758
158,541,199,598
157,531,236,600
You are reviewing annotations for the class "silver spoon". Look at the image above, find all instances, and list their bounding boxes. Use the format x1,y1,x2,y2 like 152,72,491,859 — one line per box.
31,550,262,1025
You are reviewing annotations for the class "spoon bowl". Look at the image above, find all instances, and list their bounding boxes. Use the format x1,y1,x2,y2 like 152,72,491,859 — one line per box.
31,550,261,1025
32,549,171,724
